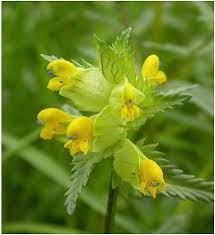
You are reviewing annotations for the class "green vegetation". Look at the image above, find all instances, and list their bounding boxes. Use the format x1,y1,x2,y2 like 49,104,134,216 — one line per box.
3,2,213,233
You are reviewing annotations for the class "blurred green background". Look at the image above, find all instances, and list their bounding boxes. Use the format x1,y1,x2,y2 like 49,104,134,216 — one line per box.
2,1,214,234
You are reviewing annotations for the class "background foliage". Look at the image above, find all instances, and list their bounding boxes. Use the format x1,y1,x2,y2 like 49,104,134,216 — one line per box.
2,1,213,233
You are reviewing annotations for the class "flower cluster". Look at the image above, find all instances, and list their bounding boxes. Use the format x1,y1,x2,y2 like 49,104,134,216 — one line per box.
38,33,167,198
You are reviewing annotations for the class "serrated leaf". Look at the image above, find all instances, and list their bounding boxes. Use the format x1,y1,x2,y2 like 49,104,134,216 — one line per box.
70,58,94,69
80,58,94,68
136,140,165,158
40,54,58,62
157,157,214,192
162,81,213,116
164,184,213,203
139,85,195,118
70,59,84,68
96,28,136,85
65,153,104,214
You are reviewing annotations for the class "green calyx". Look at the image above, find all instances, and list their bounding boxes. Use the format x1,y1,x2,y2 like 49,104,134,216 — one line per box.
60,68,112,112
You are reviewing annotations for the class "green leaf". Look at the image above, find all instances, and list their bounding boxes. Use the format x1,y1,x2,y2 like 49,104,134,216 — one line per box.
65,153,104,214
137,141,165,158
154,214,189,233
70,58,94,69
96,28,136,84
70,58,85,68
165,184,213,202
189,85,213,117
3,221,82,234
164,111,212,133
80,58,95,68
2,132,70,188
142,41,189,57
3,129,40,161
40,54,58,62
162,81,213,116
140,85,195,118
92,106,126,152
157,157,214,191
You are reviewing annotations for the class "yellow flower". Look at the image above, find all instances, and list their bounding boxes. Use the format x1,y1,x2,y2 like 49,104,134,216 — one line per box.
47,59,80,91
140,159,166,198
141,55,167,84
37,108,73,140
64,116,94,156
121,82,142,121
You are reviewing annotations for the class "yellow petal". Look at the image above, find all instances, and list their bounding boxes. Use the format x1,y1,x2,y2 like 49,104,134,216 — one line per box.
64,140,80,156
155,71,167,84
121,106,129,120
121,105,141,121
141,159,164,182
47,59,78,80
140,159,166,196
140,181,146,193
141,55,159,78
37,108,72,124
37,108,72,140
47,77,68,91
64,140,73,149
40,127,55,140
79,140,90,155
66,116,93,140
70,143,80,156
123,82,135,101
148,186,157,199
131,105,141,120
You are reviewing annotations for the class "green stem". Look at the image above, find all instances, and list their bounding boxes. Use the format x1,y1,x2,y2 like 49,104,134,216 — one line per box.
104,172,118,233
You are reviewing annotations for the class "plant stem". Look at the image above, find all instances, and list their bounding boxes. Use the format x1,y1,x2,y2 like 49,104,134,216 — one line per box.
104,172,118,233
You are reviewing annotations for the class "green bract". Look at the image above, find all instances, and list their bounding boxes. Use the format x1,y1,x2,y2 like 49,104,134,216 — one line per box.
97,28,136,85
113,139,147,189
60,68,112,112
92,106,126,152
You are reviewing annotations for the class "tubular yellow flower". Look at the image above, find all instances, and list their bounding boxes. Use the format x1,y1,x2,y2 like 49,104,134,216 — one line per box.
141,54,167,84
140,159,166,198
121,82,142,121
37,108,73,140
64,116,94,156
47,59,80,91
